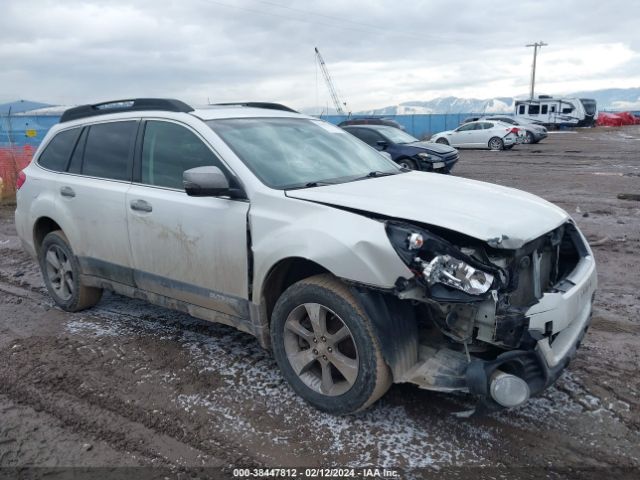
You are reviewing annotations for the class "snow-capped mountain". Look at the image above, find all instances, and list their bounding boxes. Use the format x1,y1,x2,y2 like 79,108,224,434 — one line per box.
301,87,640,115
358,96,514,115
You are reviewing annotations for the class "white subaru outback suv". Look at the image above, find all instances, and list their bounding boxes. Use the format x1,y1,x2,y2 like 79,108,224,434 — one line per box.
15,99,597,414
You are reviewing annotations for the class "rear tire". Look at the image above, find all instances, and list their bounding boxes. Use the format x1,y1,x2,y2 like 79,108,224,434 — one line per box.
435,138,449,145
270,274,392,414
488,137,504,150
39,230,103,312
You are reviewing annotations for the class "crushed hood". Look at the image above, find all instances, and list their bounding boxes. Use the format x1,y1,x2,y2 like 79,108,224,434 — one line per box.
286,172,569,249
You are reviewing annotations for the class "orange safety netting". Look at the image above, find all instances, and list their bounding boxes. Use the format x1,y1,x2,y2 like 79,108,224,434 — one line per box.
0,145,35,198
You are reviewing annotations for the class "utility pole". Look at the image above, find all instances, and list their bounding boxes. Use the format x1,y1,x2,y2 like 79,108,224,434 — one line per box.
526,41,547,99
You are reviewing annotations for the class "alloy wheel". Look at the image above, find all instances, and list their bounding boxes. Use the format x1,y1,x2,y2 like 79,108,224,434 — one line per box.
44,244,74,300
283,303,359,396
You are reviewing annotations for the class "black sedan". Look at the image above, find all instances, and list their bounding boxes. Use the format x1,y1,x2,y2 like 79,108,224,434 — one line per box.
341,125,458,173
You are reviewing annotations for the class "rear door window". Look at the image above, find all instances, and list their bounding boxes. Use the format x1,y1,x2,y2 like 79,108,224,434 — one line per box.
347,128,383,147
82,121,137,181
140,121,224,189
38,128,82,172
67,127,88,174
457,123,476,132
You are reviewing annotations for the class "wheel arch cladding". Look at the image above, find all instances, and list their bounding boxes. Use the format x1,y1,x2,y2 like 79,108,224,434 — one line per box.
349,286,418,380
262,257,331,325
33,217,62,253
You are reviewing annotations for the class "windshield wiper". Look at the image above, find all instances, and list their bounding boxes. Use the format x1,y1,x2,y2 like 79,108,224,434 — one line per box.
352,170,400,181
285,180,336,190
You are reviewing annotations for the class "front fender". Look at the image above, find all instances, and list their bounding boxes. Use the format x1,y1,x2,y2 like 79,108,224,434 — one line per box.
249,193,412,302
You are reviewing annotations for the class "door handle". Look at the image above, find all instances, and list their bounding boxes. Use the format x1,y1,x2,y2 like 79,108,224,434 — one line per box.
130,199,153,213
60,186,75,198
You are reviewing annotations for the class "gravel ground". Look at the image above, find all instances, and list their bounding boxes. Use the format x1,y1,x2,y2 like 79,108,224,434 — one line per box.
0,126,639,478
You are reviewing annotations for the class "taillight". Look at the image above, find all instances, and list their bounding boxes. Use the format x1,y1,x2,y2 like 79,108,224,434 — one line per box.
509,127,519,134
16,171,26,190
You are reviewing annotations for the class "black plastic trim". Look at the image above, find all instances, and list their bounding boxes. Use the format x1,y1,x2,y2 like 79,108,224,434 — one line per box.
60,98,194,123
212,102,298,113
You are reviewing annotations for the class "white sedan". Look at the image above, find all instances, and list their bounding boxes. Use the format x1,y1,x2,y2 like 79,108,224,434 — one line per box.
430,120,520,150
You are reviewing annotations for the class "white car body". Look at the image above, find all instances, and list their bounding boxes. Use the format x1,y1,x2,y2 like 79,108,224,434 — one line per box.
15,100,596,412
430,120,520,149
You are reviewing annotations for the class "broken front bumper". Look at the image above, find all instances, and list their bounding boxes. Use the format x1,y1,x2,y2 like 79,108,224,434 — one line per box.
401,252,597,408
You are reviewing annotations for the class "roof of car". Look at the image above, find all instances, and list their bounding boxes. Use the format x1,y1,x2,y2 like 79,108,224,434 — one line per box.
58,99,309,125
192,105,309,121
342,124,398,131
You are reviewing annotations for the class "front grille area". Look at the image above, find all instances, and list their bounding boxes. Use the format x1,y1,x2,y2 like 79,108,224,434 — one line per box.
507,223,582,308
443,152,459,162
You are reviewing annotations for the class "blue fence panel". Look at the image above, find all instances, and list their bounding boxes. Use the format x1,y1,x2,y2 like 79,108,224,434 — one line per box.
0,114,61,148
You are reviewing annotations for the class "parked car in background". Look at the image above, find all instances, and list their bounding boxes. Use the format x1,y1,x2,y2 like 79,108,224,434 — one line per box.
338,117,405,130
482,116,548,144
431,121,520,150
342,124,458,173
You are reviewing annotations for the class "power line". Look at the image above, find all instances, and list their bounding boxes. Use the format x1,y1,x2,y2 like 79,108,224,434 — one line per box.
198,0,430,41
252,0,392,32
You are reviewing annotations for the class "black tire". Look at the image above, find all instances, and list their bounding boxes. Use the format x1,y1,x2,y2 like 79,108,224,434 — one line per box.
39,230,103,312
435,138,449,145
524,131,534,144
270,274,391,414
397,157,417,170
488,137,504,150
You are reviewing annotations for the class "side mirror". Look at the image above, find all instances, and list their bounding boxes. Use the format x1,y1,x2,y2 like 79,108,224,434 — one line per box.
376,140,389,150
183,166,234,197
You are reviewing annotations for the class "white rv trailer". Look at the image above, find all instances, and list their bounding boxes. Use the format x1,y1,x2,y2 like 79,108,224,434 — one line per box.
514,96,597,127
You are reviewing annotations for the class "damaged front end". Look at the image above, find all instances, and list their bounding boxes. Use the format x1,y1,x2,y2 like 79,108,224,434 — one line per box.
353,220,596,411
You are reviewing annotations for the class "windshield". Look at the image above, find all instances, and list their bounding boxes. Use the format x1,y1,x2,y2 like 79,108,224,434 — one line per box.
372,126,419,144
207,118,401,189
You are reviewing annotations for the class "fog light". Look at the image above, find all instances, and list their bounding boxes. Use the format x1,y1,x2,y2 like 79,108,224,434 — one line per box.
490,371,530,408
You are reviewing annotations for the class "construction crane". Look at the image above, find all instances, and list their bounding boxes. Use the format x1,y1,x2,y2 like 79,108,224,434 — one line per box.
314,47,348,115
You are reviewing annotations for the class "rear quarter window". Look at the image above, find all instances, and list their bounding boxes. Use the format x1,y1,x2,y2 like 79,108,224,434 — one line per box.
82,121,137,181
37,128,82,172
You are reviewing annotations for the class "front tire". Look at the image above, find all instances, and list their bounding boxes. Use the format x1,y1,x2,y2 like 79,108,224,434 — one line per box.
39,230,103,312
270,274,391,414
397,157,417,170
524,131,534,144
488,137,504,150
435,138,449,145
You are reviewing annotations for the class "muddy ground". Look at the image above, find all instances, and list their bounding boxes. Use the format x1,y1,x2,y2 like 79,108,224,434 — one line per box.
0,126,639,479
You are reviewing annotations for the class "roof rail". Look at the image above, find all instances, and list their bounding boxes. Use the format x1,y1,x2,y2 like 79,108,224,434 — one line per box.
60,98,194,123
213,102,298,113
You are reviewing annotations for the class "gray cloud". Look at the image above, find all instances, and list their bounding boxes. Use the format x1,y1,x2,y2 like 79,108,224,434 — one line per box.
1,0,639,110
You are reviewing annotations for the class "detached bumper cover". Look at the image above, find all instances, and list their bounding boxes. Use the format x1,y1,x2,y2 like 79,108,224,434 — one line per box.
467,253,596,405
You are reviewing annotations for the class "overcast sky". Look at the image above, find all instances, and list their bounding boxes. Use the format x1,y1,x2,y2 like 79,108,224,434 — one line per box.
1,0,639,111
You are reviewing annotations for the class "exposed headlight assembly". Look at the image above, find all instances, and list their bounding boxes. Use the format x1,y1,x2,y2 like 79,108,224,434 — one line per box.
422,254,494,295
386,222,501,297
